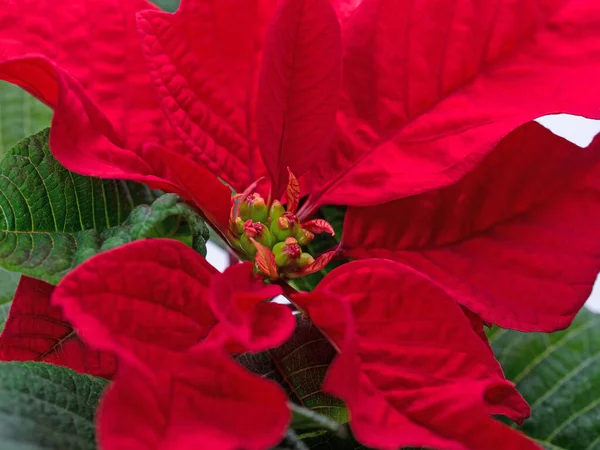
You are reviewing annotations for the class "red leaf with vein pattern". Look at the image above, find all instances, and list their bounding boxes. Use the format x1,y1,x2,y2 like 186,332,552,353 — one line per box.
0,0,184,184
301,219,335,236
53,239,291,449
53,239,220,368
98,345,289,450
0,276,116,379
293,260,534,450
342,124,600,331
286,168,301,214
209,262,294,352
256,0,342,196
136,0,277,191
310,0,600,207
251,239,280,280
145,144,233,232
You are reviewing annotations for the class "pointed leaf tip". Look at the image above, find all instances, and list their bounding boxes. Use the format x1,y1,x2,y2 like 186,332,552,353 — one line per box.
286,168,300,213
301,219,335,236
252,238,280,280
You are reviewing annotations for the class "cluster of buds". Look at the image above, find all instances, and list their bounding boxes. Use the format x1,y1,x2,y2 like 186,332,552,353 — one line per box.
228,172,335,279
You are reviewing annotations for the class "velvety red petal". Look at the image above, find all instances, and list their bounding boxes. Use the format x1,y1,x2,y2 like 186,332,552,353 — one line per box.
0,276,116,378
256,0,342,196
209,262,294,352
98,345,289,450
293,260,533,449
332,0,363,20
0,0,184,178
52,239,219,369
0,57,169,185
312,0,600,206
136,0,276,191
343,123,600,331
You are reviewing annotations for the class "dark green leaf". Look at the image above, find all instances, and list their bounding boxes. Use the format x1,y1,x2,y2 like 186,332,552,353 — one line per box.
300,432,369,450
0,361,107,450
275,430,310,450
491,309,600,450
150,0,180,12
0,301,10,332
0,129,163,283
290,403,347,437
0,267,19,303
0,82,52,161
98,192,209,257
240,316,347,424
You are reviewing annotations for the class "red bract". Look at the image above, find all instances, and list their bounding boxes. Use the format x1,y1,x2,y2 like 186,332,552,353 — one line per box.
294,260,535,449
0,277,116,378
311,0,600,207
342,124,600,331
2,0,600,448
52,239,292,449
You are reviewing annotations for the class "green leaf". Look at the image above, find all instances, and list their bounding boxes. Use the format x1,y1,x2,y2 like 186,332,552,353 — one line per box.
275,430,310,450
290,403,348,437
240,316,348,426
150,0,180,12
98,192,209,257
240,317,365,450
0,267,20,303
300,432,369,450
240,317,356,449
0,82,52,161
0,361,108,450
0,129,159,283
490,309,600,450
0,301,11,332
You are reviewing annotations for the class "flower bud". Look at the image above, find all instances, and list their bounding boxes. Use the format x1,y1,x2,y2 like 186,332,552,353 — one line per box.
239,193,268,223
240,233,257,257
271,215,292,242
297,252,315,268
296,228,314,246
272,237,302,267
269,200,285,224
229,216,244,236
240,221,272,257
270,212,299,242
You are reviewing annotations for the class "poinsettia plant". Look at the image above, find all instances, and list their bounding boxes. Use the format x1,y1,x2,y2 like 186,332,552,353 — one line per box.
0,0,600,448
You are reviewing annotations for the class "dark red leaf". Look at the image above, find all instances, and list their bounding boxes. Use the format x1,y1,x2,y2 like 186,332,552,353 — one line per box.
136,0,276,191
256,0,342,197
294,260,534,449
52,239,220,368
311,0,600,207
342,123,600,331
98,345,289,450
209,262,294,352
145,144,233,232
0,276,116,378
0,0,184,183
